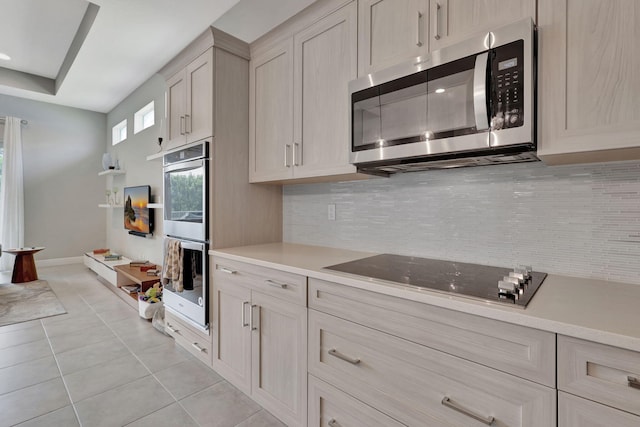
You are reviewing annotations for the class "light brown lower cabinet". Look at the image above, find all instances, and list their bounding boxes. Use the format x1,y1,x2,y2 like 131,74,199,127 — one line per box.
307,375,406,427
558,392,640,427
165,310,212,366
212,257,307,427
558,335,640,421
308,309,555,426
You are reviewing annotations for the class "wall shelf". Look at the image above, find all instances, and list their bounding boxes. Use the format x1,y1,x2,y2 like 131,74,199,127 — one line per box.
98,169,126,176
146,152,164,161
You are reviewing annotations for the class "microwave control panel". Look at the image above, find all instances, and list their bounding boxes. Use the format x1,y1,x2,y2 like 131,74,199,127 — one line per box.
490,40,524,131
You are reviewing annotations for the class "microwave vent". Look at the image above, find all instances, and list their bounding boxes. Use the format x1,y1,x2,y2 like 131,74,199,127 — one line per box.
356,150,539,176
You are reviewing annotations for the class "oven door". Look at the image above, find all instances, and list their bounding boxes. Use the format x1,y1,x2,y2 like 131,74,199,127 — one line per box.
163,238,208,330
163,158,208,242
350,51,490,165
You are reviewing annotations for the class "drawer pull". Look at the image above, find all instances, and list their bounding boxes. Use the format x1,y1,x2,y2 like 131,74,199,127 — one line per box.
627,376,640,390
328,348,361,365
219,267,237,274
250,304,259,331
265,279,287,289
242,301,250,327
328,419,340,427
166,323,179,334
192,342,206,352
442,397,495,425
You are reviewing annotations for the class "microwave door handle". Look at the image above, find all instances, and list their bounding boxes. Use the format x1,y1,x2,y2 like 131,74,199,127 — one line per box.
473,52,490,131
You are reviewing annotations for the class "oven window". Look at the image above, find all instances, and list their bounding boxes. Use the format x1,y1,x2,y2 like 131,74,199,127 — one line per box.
426,55,477,139
164,166,204,223
164,247,204,305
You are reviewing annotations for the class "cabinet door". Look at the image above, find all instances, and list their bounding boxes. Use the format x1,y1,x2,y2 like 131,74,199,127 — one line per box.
186,48,214,143
249,39,294,183
293,2,358,179
537,0,640,164
429,0,535,51
166,70,187,148
358,0,429,75
251,291,307,427
211,278,252,395
559,392,640,427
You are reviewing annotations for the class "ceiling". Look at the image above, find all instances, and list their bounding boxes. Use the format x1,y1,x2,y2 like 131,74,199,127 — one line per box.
0,0,315,113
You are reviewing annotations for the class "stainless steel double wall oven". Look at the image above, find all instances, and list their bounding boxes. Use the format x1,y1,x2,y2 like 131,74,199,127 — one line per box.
162,140,209,331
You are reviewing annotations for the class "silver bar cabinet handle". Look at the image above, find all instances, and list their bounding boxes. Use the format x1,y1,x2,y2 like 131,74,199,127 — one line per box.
627,376,640,390
219,267,237,275
284,144,291,167
166,323,178,334
434,3,442,40
265,279,287,289
293,142,300,166
328,419,340,427
242,301,250,327
185,114,191,133
416,12,423,47
179,116,185,135
192,342,205,352
441,397,494,425
250,304,258,331
328,348,361,365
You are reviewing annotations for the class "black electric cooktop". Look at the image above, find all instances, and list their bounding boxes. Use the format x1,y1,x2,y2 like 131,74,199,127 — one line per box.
324,254,546,308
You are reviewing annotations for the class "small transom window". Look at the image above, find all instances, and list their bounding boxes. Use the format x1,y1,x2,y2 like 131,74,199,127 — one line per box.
112,119,127,145
134,101,155,134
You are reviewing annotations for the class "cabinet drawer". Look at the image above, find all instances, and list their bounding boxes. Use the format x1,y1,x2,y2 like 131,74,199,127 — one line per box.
308,375,405,427
309,310,555,427
559,392,640,427
558,335,640,416
213,257,306,306
166,311,212,365
309,278,555,386
85,256,117,286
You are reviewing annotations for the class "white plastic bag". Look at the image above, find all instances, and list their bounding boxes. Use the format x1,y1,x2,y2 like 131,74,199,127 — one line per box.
151,304,169,335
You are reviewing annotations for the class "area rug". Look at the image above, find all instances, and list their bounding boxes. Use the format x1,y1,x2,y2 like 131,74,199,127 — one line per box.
0,280,66,327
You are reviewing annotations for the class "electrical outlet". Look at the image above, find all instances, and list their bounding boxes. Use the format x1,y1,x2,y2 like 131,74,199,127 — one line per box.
328,204,336,221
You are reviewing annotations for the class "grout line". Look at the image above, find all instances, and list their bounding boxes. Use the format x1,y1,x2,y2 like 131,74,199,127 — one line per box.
80,293,205,426
40,318,84,427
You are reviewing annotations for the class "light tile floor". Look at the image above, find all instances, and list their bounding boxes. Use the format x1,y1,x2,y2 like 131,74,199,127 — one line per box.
0,263,286,427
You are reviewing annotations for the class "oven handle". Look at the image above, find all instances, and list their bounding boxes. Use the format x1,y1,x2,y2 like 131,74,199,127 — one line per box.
173,240,205,252
163,158,206,173
473,51,490,131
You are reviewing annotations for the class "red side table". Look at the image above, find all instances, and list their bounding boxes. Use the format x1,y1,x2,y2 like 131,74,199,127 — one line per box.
4,247,45,283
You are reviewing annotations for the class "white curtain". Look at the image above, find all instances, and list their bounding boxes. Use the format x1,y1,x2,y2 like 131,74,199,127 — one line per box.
0,117,25,271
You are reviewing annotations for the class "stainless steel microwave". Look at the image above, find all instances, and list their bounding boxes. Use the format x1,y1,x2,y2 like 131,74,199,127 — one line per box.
349,18,536,174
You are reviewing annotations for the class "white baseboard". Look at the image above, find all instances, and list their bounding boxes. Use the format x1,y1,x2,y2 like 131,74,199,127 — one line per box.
37,256,84,267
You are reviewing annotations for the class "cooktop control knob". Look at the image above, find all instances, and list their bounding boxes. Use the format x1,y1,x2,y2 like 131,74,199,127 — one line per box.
508,271,525,284
498,280,517,293
516,265,532,279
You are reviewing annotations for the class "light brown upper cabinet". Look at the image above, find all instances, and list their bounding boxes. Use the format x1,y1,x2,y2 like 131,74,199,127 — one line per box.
537,0,640,164
358,0,429,75
429,0,536,51
166,48,214,149
250,1,359,184
249,39,294,182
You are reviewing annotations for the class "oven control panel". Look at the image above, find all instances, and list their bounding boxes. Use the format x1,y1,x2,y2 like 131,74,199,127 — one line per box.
490,40,525,131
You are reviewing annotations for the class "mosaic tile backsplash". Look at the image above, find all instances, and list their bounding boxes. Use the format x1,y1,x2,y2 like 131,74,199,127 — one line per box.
283,160,640,285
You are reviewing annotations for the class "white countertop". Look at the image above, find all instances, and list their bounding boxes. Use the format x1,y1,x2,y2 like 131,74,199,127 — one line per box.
210,242,640,352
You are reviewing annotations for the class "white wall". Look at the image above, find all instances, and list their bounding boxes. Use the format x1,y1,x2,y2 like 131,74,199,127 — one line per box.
284,160,640,286
105,74,165,265
0,93,107,261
